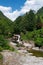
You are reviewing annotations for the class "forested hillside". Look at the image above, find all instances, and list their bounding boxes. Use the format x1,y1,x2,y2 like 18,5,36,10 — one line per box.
37,7,43,16
13,7,43,34
0,11,14,51
0,11,14,37
0,7,43,51
0,7,43,36
37,7,43,23
13,7,43,47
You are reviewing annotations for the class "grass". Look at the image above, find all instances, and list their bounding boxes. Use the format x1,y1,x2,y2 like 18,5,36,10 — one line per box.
0,45,15,52
0,53,3,65
27,50,43,57
0,54,3,59
3,46,15,51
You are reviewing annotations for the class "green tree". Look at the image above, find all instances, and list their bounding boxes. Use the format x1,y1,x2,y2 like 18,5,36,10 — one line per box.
36,16,42,29
28,10,36,31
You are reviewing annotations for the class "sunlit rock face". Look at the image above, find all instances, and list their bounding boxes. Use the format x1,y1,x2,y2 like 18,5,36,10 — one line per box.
2,52,43,65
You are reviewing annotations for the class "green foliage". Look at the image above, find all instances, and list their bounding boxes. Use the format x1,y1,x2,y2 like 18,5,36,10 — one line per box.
35,37,43,46
36,16,42,29
9,47,15,51
27,10,36,31
37,7,43,23
37,7,43,16
0,46,3,51
0,35,15,51
0,11,14,37
0,35,9,51
13,16,22,34
13,10,36,33
0,35,8,47
0,53,3,59
3,45,15,51
0,53,3,65
13,7,43,34
33,29,43,47
0,54,3,65
0,7,43,50
21,28,43,47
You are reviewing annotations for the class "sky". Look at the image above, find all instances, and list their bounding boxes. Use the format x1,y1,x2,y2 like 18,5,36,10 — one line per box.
0,0,43,21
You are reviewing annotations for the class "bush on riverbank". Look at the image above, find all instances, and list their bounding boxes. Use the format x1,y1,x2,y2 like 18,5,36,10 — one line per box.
0,53,3,65
0,53,3,59
21,28,43,47
0,46,3,51
0,35,15,51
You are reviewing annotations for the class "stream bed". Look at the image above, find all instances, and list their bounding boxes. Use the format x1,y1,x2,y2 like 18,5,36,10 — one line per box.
2,51,43,65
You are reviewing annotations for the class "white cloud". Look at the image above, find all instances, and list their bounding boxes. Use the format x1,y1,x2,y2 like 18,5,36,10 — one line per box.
0,6,20,21
0,6,11,13
4,10,20,21
20,0,43,14
0,0,43,21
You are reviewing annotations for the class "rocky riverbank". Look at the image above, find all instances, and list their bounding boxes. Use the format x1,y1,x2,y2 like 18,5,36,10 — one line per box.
1,51,43,65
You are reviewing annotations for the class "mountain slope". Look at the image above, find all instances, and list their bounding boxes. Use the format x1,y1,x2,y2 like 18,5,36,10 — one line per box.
0,11,13,35
37,7,43,22
37,7,43,16
14,10,41,33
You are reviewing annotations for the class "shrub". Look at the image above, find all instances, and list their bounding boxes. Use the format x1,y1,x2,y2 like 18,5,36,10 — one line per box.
0,35,8,47
35,37,43,48
0,46,3,52
0,53,3,59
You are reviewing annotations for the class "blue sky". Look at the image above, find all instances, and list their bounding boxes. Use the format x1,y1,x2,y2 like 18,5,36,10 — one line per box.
0,0,43,21
0,0,26,11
